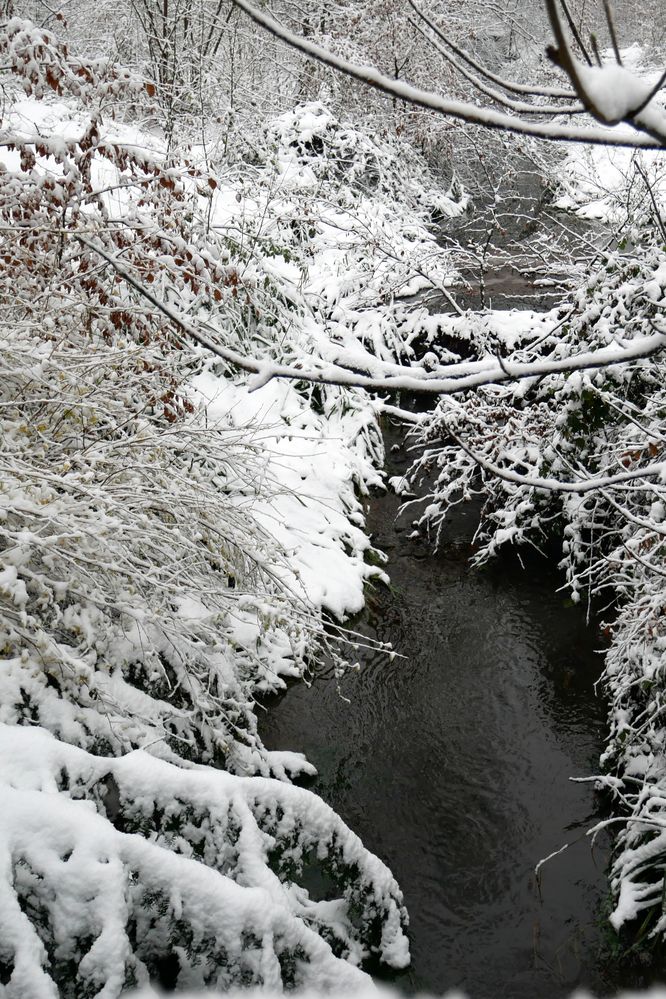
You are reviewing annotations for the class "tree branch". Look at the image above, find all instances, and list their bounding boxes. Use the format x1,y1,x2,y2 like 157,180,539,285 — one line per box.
77,233,666,397
231,0,664,149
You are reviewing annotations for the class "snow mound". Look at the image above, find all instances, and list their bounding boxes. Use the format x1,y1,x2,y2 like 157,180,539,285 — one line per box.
0,724,408,996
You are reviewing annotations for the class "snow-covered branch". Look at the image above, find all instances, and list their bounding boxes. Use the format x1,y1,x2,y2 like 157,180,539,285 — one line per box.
74,235,666,396
544,0,666,144
231,0,666,149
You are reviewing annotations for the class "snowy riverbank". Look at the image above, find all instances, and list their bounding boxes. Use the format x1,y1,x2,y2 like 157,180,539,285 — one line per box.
0,58,469,995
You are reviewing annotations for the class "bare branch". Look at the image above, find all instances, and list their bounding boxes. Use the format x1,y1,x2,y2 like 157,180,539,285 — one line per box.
559,0,593,65
405,0,577,101
407,15,585,117
603,0,622,65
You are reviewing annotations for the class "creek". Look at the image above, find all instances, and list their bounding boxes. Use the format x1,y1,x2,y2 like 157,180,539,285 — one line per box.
260,417,624,998
260,200,661,997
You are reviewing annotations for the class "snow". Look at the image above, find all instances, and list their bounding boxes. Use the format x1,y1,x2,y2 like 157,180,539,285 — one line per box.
554,49,666,222
576,62,657,124
193,373,380,619
554,142,666,222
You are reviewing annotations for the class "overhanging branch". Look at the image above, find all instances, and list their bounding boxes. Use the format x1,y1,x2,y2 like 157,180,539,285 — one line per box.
231,0,665,149
77,233,666,398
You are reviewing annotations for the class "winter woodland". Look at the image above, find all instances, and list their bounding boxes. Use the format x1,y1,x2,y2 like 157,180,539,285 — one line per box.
1,0,666,995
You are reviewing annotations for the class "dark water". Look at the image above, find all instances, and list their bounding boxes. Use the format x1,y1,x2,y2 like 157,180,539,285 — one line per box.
260,422,661,999
435,157,607,314
260,183,655,996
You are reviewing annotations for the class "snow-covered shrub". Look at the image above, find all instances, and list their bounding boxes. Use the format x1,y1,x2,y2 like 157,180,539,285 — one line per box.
205,99,466,391
0,18,417,994
0,725,408,996
263,101,466,217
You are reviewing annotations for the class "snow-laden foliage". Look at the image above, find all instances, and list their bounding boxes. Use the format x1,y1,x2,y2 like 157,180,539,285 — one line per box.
0,19,475,994
204,100,466,370
261,102,465,218
409,237,666,943
0,314,320,770
0,48,327,774
0,725,407,996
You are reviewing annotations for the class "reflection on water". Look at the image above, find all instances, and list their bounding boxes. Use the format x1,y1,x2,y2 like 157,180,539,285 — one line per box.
260,422,664,999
